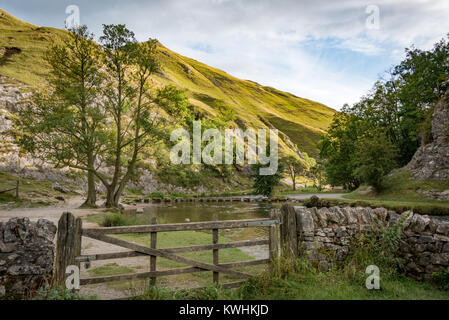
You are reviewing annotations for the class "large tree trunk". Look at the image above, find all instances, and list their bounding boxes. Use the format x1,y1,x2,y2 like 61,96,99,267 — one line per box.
82,170,97,208
113,189,123,208
81,154,97,208
104,186,123,208
105,185,116,208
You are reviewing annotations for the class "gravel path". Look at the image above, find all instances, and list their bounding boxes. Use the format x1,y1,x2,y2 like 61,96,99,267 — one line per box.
0,196,100,224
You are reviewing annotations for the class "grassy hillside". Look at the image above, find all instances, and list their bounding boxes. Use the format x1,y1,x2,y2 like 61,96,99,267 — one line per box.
0,8,335,158
347,170,449,202
339,170,449,215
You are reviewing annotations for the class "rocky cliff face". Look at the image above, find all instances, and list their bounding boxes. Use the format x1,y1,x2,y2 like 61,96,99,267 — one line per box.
0,77,85,192
405,92,449,180
0,76,219,197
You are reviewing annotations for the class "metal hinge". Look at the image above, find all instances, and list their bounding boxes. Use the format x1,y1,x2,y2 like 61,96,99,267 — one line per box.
75,255,97,262
75,255,97,269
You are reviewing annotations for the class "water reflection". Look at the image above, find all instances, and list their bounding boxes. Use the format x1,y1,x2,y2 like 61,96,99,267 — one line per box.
138,202,283,241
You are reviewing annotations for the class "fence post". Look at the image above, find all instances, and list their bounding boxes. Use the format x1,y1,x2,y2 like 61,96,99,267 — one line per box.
212,214,219,285
280,204,298,258
150,216,158,286
53,212,82,287
15,179,19,199
269,210,281,271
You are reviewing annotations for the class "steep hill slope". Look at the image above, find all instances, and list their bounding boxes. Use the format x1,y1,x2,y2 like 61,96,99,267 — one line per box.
0,8,335,158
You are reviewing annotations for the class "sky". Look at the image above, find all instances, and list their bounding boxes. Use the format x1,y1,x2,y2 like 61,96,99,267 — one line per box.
1,0,449,110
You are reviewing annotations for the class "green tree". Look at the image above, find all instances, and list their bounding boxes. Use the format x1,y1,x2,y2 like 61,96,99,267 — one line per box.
353,132,398,191
97,26,189,207
318,111,362,190
283,155,305,191
392,36,449,161
251,162,284,197
97,25,169,207
308,161,326,191
319,35,449,191
17,25,107,207
154,85,191,125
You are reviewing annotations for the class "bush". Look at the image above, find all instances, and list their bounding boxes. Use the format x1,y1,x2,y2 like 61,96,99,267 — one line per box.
101,213,128,227
251,162,284,196
149,192,165,199
343,213,408,281
433,268,449,291
353,132,398,192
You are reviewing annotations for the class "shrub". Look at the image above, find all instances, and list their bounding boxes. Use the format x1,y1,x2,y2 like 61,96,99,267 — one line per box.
433,268,449,291
149,192,165,199
101,213,128,227
343,213,408,281
251,162,284,196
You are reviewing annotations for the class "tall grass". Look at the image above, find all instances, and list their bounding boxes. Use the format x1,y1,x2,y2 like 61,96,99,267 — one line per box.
100,213,143,227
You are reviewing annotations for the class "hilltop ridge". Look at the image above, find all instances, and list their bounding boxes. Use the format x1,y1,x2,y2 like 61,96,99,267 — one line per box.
0,8,335,158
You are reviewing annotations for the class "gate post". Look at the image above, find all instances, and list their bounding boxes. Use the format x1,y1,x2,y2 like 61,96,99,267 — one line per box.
280,204,298,258
149,216,158,286
53,212,82,287
212,214,219,285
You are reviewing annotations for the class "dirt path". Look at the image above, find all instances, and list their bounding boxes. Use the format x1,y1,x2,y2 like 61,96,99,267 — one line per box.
0,196,102,224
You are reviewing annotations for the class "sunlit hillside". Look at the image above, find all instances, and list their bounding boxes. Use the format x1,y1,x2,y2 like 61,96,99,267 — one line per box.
0,8,335,158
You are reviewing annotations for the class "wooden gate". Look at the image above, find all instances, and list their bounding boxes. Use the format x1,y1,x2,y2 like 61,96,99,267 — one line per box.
54,211,281,290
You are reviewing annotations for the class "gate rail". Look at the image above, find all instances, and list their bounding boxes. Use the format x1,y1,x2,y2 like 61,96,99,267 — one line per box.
53,212,281,290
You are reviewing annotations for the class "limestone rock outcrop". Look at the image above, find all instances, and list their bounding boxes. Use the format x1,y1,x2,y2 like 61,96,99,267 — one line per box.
405,92,449,180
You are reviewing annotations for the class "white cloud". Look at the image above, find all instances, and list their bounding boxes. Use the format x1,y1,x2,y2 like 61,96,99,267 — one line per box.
2,0,449,109
95,0,448,109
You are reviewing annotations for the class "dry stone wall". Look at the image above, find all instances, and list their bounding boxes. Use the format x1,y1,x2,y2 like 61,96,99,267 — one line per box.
294,206,449,280
0,217,56,299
